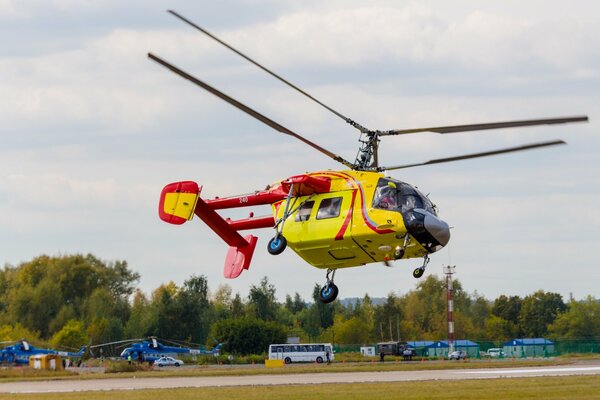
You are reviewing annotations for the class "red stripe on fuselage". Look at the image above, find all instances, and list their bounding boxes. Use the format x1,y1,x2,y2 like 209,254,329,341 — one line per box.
335,189,356,240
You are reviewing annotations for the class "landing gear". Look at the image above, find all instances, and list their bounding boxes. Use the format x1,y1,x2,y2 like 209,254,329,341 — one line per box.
319,269,339,304
269,185,294,256
413,254,430,279
267,235,287,255
394,246,405,260
394,234,411,260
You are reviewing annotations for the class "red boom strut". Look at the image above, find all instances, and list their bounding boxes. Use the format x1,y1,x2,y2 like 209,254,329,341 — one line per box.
158,174,332,279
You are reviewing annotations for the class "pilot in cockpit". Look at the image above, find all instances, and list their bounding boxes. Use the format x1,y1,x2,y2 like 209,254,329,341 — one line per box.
374,182,397,210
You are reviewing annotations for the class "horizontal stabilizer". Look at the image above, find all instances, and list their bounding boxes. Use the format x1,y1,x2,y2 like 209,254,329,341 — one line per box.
159,181,200,225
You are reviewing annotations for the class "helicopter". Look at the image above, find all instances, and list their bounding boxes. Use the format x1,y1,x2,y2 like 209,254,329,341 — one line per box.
151,10,588,304
0,339,87,365
91,337,221,363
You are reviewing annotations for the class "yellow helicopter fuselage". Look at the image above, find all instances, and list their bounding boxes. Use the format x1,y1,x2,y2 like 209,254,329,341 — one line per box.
272,170,430,269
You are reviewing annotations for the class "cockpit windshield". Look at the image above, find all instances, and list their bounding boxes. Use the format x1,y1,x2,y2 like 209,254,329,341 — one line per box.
372,178,436,215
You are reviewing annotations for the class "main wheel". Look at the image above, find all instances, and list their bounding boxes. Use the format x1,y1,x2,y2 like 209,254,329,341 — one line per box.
394,248,405,260
413,267,424,279
267,235,287,255
284,357,292,364
316,356,323,364
319,283,339,304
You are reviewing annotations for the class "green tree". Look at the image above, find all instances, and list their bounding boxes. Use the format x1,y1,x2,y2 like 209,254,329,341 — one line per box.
483,315,519,341
492,295,522,326
247,277,278,321
210,318,286,355
176,275,212,343
285,293,307,314
548,296,600,340
50,320,87,349
124,290,154,338
519,291,566,337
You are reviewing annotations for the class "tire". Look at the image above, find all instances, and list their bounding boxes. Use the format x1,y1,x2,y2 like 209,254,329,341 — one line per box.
319,283,339,304
413,267,424,279
284,357,292,365
316,356,323,364
267,235,287,255
394,248,405,260
175,363,180,367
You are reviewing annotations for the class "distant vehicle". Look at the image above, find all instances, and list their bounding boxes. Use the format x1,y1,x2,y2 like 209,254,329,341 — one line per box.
448,350,467,360
0,340,86,365
486,348,505,358
268,343,334,364
377,341,415,357
153,356,184,367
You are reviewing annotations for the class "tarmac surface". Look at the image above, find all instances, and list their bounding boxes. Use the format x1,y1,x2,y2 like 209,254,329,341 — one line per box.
2,362,600,393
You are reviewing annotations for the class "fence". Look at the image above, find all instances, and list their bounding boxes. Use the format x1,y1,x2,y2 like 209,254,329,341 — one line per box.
333,338,600,357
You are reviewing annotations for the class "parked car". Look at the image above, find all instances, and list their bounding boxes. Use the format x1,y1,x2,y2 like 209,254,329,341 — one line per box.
486,348,505,358
448,350,467,360
153,356,184,367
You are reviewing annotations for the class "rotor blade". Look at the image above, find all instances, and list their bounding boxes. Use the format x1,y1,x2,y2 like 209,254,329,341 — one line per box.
167,10,370,133
381,116,588,136
148,53,355,169
380,140,566,171
89,338,141,348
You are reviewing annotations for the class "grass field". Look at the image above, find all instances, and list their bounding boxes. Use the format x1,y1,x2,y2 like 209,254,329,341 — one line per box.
1,375,600,400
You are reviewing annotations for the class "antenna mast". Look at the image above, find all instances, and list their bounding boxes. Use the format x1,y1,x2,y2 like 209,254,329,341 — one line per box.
444,265,456,354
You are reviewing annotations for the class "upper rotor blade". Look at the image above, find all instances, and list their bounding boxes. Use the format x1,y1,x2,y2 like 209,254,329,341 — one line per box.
167,10,369,133
380,140,566,171
382,116,588,136
148,53,355,169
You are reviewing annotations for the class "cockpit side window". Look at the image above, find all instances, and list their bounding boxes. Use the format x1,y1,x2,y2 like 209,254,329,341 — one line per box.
373,178,436,215
373,179,399,211
295,201,315,222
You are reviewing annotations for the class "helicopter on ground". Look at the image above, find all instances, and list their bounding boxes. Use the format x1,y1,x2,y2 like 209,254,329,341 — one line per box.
151,10,588,304
91,337,221,363
0,340,87,365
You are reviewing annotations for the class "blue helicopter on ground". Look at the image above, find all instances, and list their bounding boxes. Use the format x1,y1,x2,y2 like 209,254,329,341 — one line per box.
0,340,87,365
92,337,221,363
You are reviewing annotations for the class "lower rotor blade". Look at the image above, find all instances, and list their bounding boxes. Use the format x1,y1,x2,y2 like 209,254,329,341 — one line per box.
148,53,354,169
380,140,566,171
382,116,588,135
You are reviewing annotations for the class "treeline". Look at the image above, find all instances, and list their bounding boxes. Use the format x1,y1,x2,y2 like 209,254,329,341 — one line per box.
1,254,599,355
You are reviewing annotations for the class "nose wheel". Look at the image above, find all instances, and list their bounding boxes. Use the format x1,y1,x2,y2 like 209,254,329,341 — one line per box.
319,269,339,304
413,255,430,279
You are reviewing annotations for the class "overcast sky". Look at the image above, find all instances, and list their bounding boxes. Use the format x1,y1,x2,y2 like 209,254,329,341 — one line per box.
1,1,598,302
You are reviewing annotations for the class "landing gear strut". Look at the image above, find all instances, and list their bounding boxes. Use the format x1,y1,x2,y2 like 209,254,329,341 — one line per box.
413,254,430,279
319,269,339,304
268,185,294,256
394,234,411,260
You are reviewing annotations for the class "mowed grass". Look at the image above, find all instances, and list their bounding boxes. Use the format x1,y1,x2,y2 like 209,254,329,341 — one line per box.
1,375,600,400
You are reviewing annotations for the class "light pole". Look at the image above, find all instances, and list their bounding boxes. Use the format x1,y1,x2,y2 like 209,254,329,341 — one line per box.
444,265,456,354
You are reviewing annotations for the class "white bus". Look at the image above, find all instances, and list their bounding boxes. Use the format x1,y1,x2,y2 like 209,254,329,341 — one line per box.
268,343,334,364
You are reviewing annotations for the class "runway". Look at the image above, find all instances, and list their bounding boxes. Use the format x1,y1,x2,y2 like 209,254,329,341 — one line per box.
2,363,600,393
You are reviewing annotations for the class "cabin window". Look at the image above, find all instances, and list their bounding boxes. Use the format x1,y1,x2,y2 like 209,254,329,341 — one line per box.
316,197,342,219
295,201,315,222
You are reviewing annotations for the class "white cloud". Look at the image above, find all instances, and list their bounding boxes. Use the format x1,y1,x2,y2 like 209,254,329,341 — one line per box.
0,1,598,301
